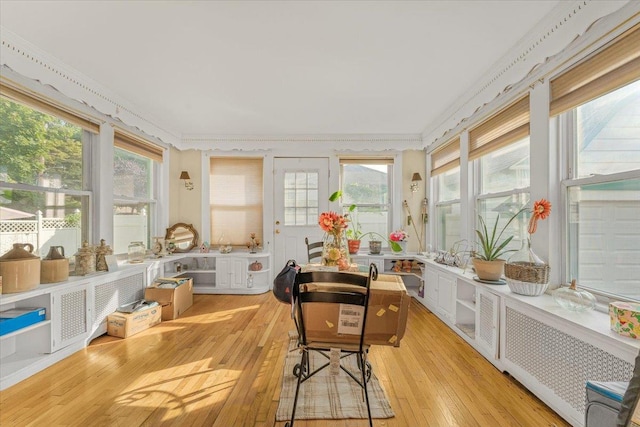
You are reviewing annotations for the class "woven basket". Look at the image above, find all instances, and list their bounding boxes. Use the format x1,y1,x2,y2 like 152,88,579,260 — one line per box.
505,261,550,296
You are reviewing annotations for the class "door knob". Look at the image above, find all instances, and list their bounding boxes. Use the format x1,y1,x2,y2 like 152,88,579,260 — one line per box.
276,229,280,234
275,220,280,225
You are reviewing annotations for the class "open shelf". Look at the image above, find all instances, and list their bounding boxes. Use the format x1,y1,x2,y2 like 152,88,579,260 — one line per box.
0,320,51,342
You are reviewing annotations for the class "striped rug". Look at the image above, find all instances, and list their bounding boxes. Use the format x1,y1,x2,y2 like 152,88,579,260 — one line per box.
276,333,395,421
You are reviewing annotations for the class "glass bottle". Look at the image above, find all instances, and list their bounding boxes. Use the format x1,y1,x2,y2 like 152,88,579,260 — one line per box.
128,241,146,264
505,237,549,284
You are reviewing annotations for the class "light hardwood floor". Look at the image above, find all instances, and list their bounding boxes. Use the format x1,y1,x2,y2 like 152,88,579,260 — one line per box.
0,293,570,426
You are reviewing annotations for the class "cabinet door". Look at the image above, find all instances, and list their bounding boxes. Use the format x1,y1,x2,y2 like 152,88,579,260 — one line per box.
51,284,88,352
218,258,248,289
437,273,455,321
476,289,499,359
425,269,438,306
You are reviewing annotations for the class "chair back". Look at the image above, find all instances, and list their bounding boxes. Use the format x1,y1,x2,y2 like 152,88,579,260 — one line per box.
294,264,378,351
305,237,324,263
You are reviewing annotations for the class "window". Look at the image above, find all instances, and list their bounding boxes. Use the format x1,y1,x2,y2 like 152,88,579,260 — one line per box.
0,88,95,260
553,24,640,300
339,159,392,246
209,157,263,246
431,136,461,252
470,96,531,252
113,144,156,254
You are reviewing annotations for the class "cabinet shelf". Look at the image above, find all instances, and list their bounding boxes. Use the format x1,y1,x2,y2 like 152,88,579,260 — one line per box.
456,299,476,312
456,323,476,339
0,320,50,342
0,350,50,379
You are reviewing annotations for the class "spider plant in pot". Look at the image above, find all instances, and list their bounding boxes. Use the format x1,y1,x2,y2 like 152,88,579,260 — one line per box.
473,207,526,282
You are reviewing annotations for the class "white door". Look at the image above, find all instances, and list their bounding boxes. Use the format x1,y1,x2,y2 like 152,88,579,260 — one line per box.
273,158,329,269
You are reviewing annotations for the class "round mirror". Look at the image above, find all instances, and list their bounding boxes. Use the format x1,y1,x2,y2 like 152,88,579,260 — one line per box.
165,223,199,253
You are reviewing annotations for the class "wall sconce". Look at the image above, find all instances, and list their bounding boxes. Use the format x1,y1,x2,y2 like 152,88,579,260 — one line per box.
410,172,422,193
180,171,194,190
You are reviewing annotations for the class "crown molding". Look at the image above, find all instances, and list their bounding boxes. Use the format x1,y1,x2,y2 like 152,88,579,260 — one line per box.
179,134,424,152
0,26,180,147
422,0,638,150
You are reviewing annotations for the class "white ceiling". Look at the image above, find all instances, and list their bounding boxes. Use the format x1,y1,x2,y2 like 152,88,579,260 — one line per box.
0,1,561,138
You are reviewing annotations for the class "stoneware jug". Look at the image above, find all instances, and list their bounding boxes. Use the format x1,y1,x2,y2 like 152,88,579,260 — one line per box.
0,243,41,293
41,245,69,284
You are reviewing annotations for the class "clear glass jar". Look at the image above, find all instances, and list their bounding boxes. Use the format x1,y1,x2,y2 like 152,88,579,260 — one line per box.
128,241,146,264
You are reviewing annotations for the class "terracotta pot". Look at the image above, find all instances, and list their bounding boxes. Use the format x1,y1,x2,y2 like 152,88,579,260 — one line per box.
0,243,41,293
472,258,505,281
347,239,361,255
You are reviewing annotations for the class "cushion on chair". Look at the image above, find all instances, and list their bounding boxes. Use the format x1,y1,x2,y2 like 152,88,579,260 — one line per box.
585,381,626,427
617,350,640,427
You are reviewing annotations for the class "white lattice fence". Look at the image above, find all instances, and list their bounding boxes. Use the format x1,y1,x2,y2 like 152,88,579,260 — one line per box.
0,213,80,255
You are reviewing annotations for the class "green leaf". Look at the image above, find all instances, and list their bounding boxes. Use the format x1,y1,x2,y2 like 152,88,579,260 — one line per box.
329,191,342,202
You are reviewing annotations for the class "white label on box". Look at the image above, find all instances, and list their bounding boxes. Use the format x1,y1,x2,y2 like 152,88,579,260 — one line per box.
337,304,364,335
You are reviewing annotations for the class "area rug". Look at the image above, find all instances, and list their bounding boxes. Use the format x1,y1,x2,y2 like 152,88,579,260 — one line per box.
276,333,395,421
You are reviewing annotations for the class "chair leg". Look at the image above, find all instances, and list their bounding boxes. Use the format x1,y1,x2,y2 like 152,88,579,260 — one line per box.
360,352,373,427
288,350,307,427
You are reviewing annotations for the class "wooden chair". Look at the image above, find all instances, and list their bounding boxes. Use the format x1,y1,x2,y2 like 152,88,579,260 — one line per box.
285,264,378,427
304,237,323,264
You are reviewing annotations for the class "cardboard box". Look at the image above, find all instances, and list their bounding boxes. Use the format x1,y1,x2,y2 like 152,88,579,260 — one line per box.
107,305,161,338
0,307,46,336
610,302,640,339
144,277,193,321
301,274,410,347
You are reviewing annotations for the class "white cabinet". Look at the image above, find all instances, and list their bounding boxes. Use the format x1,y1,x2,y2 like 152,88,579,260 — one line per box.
51,284,88,352
421,265,456,322
218,258,247,289
424,268,438,306
475,288,499,360
161,252,271,294
436,273,455,321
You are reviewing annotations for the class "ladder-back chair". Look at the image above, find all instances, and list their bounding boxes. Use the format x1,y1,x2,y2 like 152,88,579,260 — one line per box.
285,263,378,427
304,237,323,264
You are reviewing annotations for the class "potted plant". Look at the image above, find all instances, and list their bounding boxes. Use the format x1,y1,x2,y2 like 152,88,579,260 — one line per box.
330,191,362,255
473,207,526,281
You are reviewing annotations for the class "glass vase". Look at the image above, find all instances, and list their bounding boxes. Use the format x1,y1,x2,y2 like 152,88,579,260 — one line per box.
321,231,350,271
505,237,550,296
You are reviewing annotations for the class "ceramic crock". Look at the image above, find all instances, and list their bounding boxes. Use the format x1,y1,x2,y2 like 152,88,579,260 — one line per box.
41,245,69,284
0,243,41,293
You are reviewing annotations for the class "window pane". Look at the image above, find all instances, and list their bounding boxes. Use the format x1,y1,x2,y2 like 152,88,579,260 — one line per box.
0,188,86,261
342,164,389,204
476,194,530,254
282,171,318,226
480,137,530,194
575,79,640,178
437,166,460,202
435,203,460,252
567,179,640,299
113,202,150,253
0,97,84,191
114,148,152,198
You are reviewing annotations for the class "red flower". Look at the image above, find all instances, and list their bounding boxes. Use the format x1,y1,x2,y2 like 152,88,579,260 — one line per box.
528,198,552,234
318,211,348,234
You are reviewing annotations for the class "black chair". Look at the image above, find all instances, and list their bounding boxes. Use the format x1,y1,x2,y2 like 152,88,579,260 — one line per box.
285,264,378,427
304,237,323,263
